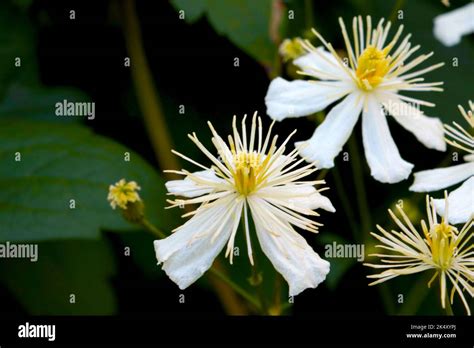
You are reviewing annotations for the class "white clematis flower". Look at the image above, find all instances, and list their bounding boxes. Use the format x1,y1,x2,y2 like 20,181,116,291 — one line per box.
364,195,473,315
154,113,335,296
265,16,446,184
411,101,474,224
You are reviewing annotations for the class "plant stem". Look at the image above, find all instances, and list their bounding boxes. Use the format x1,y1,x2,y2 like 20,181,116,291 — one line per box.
250,264,268,315
304,0,314,30
121,0,180,179
316,168,328,181
209,267,262,312
445,298,454,316
376,284,395,315
398,273,431,315
141,219,166,239
389,0,406,23
331,165,358,238
347,134,372,241
271,274,282,315
346,134,398,315
244,212,269,315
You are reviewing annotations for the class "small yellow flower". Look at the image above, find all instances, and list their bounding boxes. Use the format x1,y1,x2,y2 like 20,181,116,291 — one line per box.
279,38,305,61
107,179,141,210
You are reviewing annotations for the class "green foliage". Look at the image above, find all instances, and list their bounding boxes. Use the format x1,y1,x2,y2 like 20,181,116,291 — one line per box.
171,0,207,22
0,119,171,242
171,0,276,67
0,84,90,122
0,239,117,314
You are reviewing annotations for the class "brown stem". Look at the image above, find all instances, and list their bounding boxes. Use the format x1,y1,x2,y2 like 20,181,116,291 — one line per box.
121,0,179,179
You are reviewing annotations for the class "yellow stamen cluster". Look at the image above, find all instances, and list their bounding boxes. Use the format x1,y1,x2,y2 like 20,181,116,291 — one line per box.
296,15,444,99
279,37,305,62
356,45,391,91
426,222,456,272
233,151,263,195
107,179,141,210
365,193,473,315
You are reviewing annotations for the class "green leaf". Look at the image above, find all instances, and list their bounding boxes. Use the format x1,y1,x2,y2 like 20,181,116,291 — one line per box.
0,83,90,122
0,119,174,242
0,239,117,314
171,0,206,22
171,0,277,67
0,2,92,125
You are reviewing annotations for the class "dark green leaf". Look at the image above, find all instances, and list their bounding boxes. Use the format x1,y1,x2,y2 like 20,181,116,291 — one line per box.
171,0,277,67
171,0,206,22
0,239,117,315
0,119,172,241
0,83,90,122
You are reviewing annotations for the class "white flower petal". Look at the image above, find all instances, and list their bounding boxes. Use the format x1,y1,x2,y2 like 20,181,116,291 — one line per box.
379,93,446,151
293,47,348,80
248,197,330,296
154,195,242,289
265,77,351,121
295,92,363,168
165,169,224,198
410,162,474,192
362,96,414,183
433,3,474,47
258,184,336,213
307,190,336,212
433,177,474,224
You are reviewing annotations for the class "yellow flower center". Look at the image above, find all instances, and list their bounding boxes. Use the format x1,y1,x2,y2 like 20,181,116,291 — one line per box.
356,45,391,91
108,179,141,210
430,222,456,271
233,152,263,196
